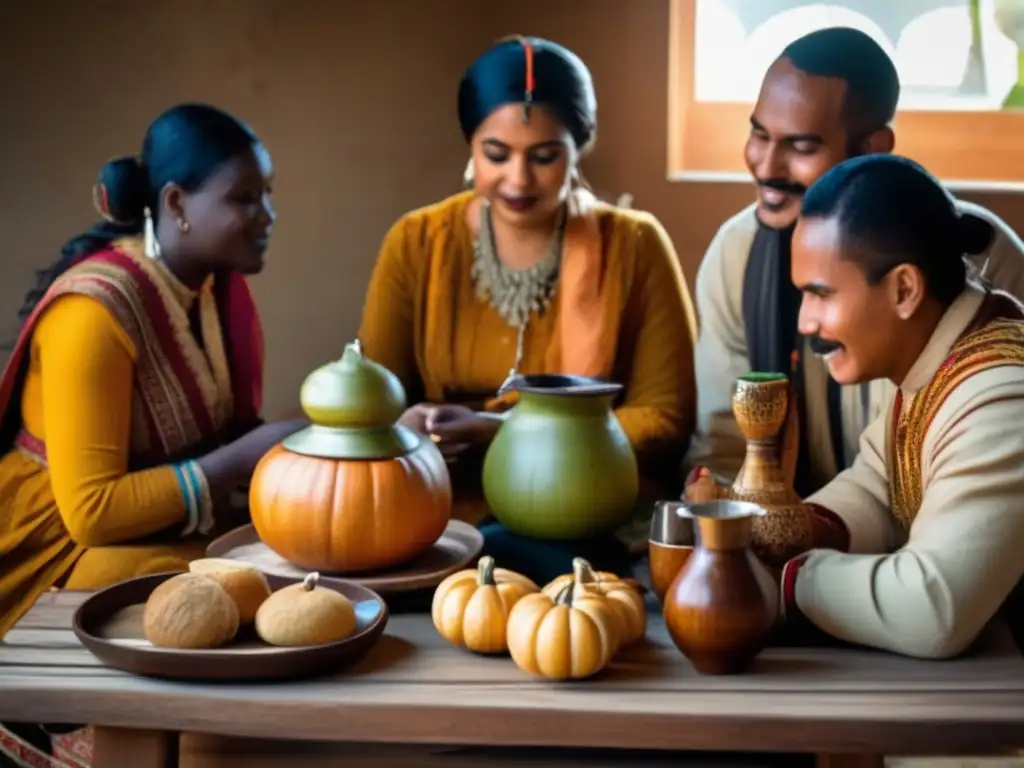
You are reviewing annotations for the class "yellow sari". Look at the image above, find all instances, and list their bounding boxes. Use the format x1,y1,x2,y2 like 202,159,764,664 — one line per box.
0,237,264,639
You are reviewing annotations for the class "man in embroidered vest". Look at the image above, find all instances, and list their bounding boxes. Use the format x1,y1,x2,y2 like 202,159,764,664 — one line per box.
757,154,1024,659
687,26,1024,496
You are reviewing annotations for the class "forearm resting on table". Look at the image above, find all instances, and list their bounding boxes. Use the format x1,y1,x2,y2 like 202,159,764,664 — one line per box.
782,538,1019,659
779,392,1024,659
785,447,1024,657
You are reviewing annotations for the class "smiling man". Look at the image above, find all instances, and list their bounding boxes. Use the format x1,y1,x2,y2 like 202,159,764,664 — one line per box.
775,153,1024,658
687,27,1024,495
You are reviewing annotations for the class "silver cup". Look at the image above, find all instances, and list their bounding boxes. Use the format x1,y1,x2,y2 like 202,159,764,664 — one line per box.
648,500,699,602
650,500,699,547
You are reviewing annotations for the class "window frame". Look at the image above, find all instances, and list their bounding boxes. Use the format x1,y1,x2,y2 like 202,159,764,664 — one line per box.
666,0,1024,191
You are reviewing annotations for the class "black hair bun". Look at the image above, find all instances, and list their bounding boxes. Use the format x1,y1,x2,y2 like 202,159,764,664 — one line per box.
957,212,995,257
97,156,148,224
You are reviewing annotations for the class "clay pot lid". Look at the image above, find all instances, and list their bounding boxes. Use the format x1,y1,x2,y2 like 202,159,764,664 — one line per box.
283,339,417,460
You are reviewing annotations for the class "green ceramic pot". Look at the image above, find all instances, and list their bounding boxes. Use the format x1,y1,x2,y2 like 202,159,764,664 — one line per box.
482,374,639,540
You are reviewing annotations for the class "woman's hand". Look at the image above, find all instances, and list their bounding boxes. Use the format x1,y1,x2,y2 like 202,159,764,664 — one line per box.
399,403,504,459
397,403,433,434
425,404,503,446
198,418,310,503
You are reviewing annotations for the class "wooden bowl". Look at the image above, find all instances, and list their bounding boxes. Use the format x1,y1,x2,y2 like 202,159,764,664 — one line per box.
72,571,388,682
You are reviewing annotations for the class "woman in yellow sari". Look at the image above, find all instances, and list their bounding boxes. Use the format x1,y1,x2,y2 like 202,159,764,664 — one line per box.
359,37,698,584
0,103,305,767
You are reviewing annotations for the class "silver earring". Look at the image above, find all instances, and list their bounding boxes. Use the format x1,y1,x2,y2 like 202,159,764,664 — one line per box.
463,158,475,189
144,207,161,259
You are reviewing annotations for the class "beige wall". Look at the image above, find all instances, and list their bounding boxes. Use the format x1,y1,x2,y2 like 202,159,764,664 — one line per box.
2,0,1021,418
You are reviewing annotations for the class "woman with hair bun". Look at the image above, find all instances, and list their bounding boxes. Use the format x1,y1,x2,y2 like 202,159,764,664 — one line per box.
358,37,698,584
0,103,308,642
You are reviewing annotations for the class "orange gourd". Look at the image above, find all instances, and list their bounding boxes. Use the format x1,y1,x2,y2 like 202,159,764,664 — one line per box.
250,441,450,573
431,556,539,654
249,340,452,573
542,557,647,649
506,581,617,680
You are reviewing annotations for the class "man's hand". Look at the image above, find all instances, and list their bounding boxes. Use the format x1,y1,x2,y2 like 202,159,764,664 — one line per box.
682,465,722,503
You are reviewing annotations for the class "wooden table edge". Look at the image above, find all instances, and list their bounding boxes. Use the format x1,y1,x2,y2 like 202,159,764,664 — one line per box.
5,589,1023,763
2,693,1022,755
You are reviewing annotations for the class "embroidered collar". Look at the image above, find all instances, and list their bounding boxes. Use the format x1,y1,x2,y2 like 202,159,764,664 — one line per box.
899,284,986,395
150,258,213,312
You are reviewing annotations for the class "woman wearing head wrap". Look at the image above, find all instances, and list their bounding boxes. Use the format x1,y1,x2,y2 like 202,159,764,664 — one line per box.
358,37,698,583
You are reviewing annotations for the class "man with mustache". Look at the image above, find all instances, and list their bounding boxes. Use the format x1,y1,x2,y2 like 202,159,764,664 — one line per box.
773,154,1024,658
687,26,1024,496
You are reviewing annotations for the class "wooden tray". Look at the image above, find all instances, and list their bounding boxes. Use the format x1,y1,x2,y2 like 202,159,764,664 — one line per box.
72,571,388,682
205,519,484,594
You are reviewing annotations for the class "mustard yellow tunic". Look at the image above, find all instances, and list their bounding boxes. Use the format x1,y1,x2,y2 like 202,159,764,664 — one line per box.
0,292,209,638
358,191,698,543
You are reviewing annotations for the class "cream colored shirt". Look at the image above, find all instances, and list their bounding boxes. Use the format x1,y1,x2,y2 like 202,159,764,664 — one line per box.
687,199,1024,489
800,286,1024,659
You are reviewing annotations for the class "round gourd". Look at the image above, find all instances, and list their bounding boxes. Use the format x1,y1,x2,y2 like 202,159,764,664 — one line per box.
431,556,539,654
254,572,357,647
505,582,617,680
143,573,239,649
188,558,272,625
250,440,451,573
542,558,647,648
249,340,453,573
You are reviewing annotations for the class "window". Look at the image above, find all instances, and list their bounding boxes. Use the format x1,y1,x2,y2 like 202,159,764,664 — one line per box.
667,0,1024,186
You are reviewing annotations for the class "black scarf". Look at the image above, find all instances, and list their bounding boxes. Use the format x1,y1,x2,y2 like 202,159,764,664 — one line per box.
742,221,800,377
741,218,843,497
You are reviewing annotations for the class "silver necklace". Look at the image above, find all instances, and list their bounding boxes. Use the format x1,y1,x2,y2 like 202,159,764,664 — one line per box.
470,200,565,394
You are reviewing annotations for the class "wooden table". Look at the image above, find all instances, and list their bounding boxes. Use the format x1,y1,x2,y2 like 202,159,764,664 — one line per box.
1,590,1023,768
